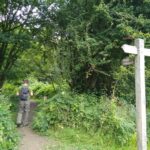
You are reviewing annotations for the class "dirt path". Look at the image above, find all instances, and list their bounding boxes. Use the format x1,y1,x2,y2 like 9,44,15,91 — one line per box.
17,101,53,150
18,127,50,150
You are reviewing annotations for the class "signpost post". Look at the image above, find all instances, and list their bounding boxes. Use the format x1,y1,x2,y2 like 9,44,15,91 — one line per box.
122,38,150,150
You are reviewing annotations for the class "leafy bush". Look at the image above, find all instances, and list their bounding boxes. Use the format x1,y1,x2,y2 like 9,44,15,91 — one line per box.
1,83,18,96
32,92,135,145
114,66,150,107
0,94,19,150
29,78,57,98
113,66,135,104
29,77,71,99
1,83,19,112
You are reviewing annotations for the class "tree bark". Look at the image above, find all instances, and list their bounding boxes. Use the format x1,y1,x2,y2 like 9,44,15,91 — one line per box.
0,73,5,88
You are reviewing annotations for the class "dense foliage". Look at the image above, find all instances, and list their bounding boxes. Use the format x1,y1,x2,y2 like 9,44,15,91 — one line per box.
33,0,150,94
0,94,19,150
0,0,53,87
5,0,150,96
32,90,135,145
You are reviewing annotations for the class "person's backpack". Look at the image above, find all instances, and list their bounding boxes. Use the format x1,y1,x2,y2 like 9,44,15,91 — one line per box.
19,86,29,100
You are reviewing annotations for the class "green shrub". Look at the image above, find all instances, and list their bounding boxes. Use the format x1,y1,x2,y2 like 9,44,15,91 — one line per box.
29,78,57,98
1,83,18,96
32,92,135,145
0,94,19,150
1,83,19,112
113,66,135,104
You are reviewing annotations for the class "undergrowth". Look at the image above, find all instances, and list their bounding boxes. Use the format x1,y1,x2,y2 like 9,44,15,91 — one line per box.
32,91,136,146
0,94,19,150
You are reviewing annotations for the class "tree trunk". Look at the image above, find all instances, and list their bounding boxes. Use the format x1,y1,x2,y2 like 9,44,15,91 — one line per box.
0,74,5,89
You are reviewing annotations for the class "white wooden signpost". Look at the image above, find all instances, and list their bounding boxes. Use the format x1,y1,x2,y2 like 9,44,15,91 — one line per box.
122,38,150,150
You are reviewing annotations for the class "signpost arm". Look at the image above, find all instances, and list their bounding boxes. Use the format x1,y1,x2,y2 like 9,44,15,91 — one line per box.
135,39,147,150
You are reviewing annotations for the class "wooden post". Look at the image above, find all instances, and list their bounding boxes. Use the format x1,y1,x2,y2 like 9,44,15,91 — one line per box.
121,38,150,150
135,39,147,150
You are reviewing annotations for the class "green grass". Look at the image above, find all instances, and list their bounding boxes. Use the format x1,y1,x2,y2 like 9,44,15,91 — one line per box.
45,128,139,150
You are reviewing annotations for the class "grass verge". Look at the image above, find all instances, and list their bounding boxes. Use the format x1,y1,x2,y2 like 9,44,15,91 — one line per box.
45,127,139,150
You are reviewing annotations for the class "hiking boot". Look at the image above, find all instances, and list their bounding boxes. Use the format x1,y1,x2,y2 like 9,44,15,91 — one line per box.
17,124,21,128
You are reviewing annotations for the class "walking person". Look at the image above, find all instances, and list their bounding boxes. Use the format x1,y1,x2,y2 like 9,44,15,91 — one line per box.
16,80,33,127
